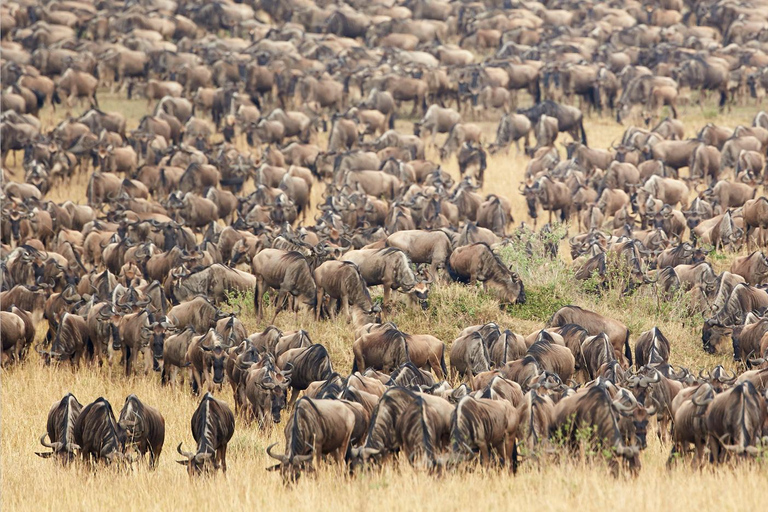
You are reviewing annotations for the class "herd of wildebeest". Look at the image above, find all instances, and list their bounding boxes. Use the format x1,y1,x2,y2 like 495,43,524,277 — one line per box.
3,0,768,481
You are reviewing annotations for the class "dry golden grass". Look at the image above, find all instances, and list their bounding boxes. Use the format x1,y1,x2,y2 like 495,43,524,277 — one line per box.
2,94,766,510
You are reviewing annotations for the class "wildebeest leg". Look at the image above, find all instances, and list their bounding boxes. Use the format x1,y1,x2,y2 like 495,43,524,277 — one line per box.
219,445,227,473
287,388,300,409
429,353,444,380
124,346,132,376
693,439,706,470
271,289,289,324
254,280,263,319
315,288,324,321
342,293,351,322
143,347,152,375
190,368,201,395
335,430,353,465
383,285,392,313
479,444,490,466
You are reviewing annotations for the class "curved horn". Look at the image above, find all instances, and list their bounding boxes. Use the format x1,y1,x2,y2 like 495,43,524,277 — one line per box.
177,442,194,459
266,442,288,463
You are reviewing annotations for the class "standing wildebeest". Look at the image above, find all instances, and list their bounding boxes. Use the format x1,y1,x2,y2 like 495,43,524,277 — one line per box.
448,243,525,305
729,252,768,285
668,383,715,469
522,176,573,227
342,247,430,311
548,305,632,367
173,263,257,304
314,260,379,324
518,100,587,145
241,358,292,426
451,395,520,470
353,324,410,374
186,329,230,394
489,112,531,154
252,249,317,323
706,381,765,462
36,393,83,463
634,327,671,367
450,331,490,380
277,344,333,406
743,198,768,247
266,397,364,481
47,313,92,368
73,398,126,466
118,395,165,469
551,381,644,475
176,393,235,475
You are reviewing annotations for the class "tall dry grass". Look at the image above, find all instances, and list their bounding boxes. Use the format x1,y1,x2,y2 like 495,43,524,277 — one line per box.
1,94,766,510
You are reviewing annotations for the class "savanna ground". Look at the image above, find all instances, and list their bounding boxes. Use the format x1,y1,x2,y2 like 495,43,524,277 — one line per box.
1,91,767,511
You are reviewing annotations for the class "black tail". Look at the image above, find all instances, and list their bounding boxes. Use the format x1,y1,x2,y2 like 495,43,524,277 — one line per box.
719,90,727,108
52,89,61,105
579,117,588,146
92,91,99,109
624,330,632,367
445,257,462,283
440,348,448,379
351,358,359,374
32,89,46,109
389,111,396,130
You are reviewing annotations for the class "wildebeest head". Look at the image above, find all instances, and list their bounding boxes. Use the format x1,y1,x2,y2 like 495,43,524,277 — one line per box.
98,302,124,351
702,319,733,355
146,316,176,371
612,387,656,450
519,181,539,219
176,442,215,476
266,442,312,482
201,330,230,384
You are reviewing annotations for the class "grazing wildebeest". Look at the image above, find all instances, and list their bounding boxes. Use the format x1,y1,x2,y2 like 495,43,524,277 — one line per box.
314,260,380,325
118,395,165,468
252,249,317,323
451,395,520,470
448,243,525,305
342,247,431,311
73,397,126,466
706,381,765,462
176,393,235,475
267,397,364,481
36,393,83,463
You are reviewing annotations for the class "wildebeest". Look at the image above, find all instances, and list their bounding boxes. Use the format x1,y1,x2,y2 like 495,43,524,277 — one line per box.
314,260,379,325
706,381,765,462
176,393,235,475
73,397,126,465
448,243,525,305
386,230,453,277
451,395,520,470
353,323,410,374
342,247,431,311
118,395,165,468
548,305,632,367
551,381,645,475
36,393,83,463
267,397,364,481
252,249,317,323
634,327,671,368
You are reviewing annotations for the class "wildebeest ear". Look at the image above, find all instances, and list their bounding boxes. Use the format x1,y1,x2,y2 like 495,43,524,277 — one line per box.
266,464,282,472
